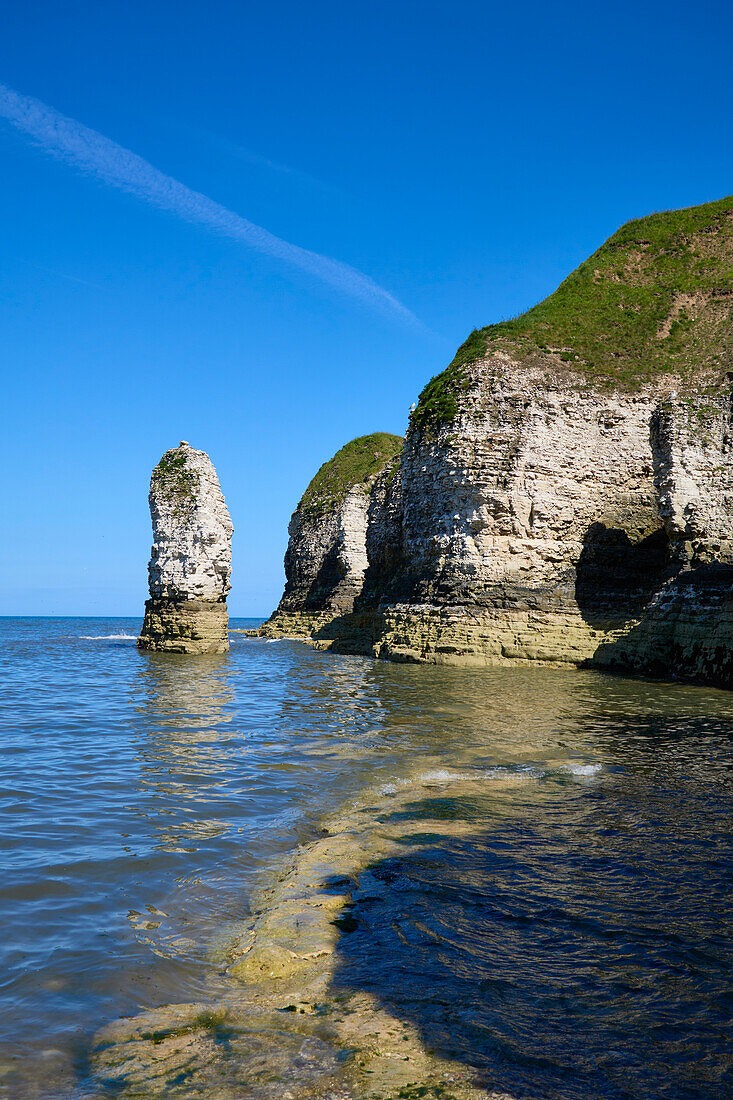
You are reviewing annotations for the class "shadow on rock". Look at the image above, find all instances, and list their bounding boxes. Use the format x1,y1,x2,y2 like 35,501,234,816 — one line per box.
575,522,670,627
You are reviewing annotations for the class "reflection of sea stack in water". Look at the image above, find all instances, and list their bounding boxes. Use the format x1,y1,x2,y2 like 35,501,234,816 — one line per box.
138,442,233,654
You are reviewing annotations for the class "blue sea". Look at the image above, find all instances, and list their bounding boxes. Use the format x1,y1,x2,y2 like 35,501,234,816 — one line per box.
1,617,732,1098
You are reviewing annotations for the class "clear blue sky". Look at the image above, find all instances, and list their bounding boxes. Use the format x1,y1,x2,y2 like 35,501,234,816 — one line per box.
1,0,731,616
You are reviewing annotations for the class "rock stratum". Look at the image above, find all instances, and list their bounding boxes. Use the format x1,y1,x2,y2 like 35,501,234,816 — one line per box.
138,442,233,654
264,196,733,687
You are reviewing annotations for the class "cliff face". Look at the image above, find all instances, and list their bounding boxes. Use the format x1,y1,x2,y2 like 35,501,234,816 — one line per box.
268,197,733,687
263,434,403,638
361,366,733,677
138,442,233,654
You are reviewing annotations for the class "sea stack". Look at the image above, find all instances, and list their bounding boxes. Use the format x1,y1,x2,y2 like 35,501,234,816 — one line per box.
138,442,233,654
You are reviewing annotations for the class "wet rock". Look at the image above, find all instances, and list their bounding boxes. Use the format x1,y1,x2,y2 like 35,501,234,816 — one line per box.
138,442,233,654
91,1000,349,1098
90,768,534,1098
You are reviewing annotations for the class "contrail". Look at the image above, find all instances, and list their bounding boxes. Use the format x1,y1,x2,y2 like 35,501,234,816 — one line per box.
0,82,418,325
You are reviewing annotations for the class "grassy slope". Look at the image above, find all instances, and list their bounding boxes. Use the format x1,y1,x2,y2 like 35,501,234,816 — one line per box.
300,433,403,517
413,196,733,429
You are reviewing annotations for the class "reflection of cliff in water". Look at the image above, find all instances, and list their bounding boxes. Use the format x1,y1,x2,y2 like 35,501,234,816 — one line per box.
267,646,389,744
131,653,238,855
135,652,236,735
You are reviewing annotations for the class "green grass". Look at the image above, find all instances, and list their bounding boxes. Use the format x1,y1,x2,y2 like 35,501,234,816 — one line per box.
300,433,403,516
412,195,733,430
409,330,482,432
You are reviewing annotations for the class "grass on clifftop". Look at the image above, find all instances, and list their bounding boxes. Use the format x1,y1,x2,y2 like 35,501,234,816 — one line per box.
412,195,733,430
300,433,403,517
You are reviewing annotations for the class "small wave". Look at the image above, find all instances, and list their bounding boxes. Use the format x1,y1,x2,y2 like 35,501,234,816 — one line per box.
561,762,603,778
378,770,466,794
419,768,499,784
379,765,544,795
79,633,139,641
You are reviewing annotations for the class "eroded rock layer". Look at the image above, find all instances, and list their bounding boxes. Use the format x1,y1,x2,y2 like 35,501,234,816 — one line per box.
138,442,233,654
266,198,733,687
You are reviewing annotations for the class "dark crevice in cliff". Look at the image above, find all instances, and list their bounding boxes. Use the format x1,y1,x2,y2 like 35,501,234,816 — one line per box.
292,542,347,612
589,562,733,685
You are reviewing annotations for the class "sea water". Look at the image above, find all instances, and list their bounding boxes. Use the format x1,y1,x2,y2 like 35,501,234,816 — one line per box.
0,617,732,1098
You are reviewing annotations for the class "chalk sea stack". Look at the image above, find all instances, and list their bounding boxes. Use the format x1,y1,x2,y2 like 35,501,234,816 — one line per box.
265,196,733,687
138,442,233,654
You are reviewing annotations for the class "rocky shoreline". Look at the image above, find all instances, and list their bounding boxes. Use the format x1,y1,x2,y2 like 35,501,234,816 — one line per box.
90,762,539,1100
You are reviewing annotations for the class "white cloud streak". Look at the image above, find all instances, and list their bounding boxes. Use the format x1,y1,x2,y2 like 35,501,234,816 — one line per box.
0,82,418,325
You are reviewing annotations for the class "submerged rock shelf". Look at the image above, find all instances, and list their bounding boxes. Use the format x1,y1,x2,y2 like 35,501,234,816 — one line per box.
90,765,548,1099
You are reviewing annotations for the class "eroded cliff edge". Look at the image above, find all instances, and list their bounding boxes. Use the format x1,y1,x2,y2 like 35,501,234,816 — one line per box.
265,196,733,687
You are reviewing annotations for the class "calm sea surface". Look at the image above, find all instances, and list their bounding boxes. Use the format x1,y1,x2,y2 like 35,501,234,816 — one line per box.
1,617,732,1098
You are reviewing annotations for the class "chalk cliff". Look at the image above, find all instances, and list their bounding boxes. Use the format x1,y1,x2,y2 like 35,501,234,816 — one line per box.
266,196,733,687
138,442,233,654
263,434,403,638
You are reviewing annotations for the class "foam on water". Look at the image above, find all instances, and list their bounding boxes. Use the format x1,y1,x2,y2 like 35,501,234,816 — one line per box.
79,633,139,640
560,761,603,778
377,763,547,795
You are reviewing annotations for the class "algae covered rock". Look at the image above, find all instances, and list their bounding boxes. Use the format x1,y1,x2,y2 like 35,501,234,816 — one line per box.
138,441,233,654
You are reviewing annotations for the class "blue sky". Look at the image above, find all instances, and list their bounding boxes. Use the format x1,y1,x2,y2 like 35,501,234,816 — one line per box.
1,0,731,616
